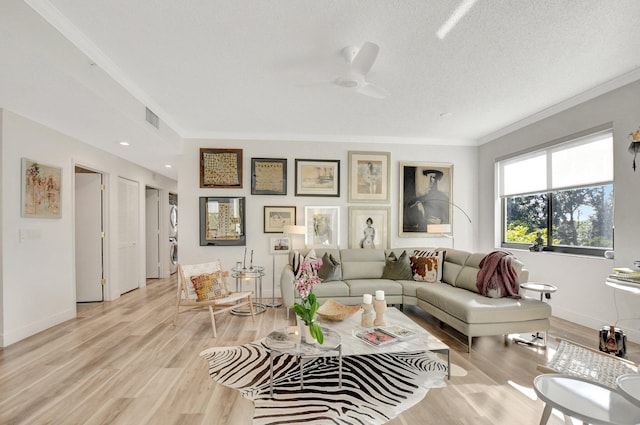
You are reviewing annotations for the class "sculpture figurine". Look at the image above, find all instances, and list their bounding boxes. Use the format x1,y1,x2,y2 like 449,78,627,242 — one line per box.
529,230,544,252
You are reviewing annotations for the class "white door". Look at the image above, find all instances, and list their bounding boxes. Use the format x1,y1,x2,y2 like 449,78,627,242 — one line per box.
118,177,140,294
75,171,104,302
145,187,160,278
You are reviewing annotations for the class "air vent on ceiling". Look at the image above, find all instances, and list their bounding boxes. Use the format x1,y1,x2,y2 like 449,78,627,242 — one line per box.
145,107,160,129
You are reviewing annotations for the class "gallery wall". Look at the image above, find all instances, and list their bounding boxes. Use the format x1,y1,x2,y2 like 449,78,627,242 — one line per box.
478,79,640,342
178,138,478,300
0,109,177,346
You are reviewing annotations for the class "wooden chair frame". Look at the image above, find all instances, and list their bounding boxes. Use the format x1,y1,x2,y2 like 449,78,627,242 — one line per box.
174,261,255,337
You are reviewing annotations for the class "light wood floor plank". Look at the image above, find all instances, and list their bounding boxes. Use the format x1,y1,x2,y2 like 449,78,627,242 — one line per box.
1,275,637,425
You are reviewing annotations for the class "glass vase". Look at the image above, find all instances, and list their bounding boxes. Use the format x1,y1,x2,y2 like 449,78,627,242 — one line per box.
297,316,320,345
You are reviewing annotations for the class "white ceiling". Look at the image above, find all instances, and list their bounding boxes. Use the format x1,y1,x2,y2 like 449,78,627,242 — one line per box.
2,0,640,180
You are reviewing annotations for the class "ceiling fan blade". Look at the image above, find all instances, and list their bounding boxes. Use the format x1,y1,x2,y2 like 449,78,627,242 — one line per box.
351,42,379,76
357,82,388,99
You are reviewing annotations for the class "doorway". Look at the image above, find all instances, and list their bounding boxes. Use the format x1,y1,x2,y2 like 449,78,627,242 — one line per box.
145,187,160,279
75,166,105,307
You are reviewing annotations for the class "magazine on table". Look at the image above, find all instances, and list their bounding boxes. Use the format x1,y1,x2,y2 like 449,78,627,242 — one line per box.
376,325,417,339
355,329,397,347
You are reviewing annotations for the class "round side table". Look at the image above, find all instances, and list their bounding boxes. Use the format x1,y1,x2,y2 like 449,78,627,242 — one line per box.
231,266,266,315
534,374,640,425
513,282,557,347
617,374,640,408
520,281,557,302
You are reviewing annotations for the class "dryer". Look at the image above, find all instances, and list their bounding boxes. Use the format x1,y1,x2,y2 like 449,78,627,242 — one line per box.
169,203,178,238
169,237,178,274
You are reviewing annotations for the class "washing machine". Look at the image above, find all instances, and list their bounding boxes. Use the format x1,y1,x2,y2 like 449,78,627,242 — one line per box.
169,202,178,274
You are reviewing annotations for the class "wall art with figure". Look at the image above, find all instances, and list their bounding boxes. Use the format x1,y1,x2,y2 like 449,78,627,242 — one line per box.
21,158,62,218
399,162,453,237
304,206,339,247
349,206,390,249
348,151,390,203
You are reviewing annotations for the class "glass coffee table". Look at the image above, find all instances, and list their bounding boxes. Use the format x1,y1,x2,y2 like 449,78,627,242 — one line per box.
326,306,451,379
264,306,450,395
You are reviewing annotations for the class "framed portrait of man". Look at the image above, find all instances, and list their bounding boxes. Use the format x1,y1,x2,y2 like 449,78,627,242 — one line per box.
399,162,453,237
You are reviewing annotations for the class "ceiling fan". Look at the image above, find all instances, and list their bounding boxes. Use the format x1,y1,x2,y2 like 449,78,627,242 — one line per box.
332,41,388,99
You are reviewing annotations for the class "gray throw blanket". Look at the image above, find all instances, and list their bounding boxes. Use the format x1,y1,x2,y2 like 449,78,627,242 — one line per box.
476,250,520,298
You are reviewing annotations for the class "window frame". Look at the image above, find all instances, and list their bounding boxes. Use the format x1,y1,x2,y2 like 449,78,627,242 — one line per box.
497,125,614,257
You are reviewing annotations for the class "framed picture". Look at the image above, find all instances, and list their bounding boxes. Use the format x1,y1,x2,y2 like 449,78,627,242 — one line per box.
304,206,340,248
269,236,291,254
348,151,390,203
199,196,246,246
295,159,340,197
251,158,287,195
21,158,62,218
263,206,296,233
399,162,453,237
200,148,243,188
348,206,391,249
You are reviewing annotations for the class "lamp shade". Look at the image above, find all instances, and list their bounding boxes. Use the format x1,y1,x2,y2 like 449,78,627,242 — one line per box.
427,224,452,234
283,224,306,235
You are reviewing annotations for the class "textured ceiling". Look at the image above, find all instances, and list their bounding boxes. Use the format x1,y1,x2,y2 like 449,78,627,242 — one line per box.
2,1,640,179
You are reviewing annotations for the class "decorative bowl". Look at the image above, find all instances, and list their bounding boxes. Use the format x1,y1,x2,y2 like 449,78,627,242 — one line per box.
316,299,361,321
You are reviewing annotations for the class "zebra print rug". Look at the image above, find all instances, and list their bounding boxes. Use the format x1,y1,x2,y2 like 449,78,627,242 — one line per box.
200,342,447,424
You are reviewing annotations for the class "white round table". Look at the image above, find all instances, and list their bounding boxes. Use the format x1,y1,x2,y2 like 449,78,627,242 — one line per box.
520,282,558,301
533,374,640,425
514,282,557,346
617,374,640,408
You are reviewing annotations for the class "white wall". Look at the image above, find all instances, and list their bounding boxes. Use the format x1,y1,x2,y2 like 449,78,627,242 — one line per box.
0,109,177,346
178,139,477,299
478,79,640,342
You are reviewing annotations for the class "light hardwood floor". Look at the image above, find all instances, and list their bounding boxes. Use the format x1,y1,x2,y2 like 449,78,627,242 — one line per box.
1,275,637,425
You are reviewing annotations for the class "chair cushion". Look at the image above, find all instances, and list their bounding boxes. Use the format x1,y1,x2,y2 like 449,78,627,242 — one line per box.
190,272,230,301
381,250,413,280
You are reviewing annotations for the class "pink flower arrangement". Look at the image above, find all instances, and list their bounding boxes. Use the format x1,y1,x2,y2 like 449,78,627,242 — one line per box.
292,257,324,343
294,258,323,298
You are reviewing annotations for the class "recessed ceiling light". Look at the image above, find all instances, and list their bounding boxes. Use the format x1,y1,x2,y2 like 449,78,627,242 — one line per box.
164,164,172,168
440,112,453,118
119,141,130,146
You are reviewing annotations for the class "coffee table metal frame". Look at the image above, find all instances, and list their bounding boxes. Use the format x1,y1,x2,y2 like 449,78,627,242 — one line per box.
266,327,343,396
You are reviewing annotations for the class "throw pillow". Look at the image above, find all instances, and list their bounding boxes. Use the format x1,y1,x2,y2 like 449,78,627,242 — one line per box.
292,249,317,275
190,271,230,301
381,251,413,280
410,249,445,283
318,252,342,282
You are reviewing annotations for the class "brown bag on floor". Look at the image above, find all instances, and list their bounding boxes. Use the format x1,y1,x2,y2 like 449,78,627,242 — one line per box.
599,325,627,358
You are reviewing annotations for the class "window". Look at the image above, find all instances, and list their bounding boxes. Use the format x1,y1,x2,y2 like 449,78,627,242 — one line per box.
498,128,613,256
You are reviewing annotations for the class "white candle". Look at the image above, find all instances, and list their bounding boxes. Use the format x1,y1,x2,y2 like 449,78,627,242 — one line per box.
363,294,373,304
375,290,385,301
